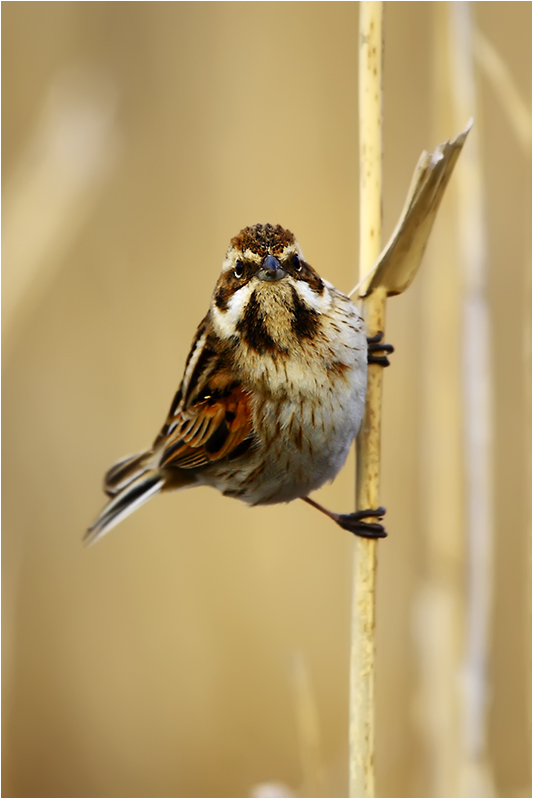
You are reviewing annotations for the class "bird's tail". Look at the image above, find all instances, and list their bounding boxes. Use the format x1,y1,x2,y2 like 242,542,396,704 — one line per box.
85,451,164,546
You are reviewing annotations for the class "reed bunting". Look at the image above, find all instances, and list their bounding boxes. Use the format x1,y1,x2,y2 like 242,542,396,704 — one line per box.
86,224,390,545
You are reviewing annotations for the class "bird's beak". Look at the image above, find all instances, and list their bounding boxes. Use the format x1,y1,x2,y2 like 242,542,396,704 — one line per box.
257,254,286,282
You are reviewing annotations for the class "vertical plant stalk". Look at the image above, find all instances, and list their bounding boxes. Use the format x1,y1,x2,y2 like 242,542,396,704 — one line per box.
292,653,327,798
2,69,117,346
349,4,384,797
450,5,494,796
415,6,464,795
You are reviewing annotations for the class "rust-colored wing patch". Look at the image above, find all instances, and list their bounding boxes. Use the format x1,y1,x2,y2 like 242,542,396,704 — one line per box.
160,383,253,469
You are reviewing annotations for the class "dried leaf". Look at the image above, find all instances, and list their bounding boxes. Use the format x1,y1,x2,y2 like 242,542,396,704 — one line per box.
359,120,473,297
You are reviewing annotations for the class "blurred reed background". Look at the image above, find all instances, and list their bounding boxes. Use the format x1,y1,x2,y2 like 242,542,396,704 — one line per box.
2,3,530,797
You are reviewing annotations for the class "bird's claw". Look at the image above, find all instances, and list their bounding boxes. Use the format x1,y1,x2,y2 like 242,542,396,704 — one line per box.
367,332,394,367
335,506,387,538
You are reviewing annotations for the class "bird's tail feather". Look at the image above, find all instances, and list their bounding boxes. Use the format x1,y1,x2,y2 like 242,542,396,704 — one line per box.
85,468,164,546
103,451,151,497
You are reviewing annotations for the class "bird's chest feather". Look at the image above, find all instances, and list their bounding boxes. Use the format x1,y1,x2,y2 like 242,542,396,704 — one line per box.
237,315,367,502
209,284,368,502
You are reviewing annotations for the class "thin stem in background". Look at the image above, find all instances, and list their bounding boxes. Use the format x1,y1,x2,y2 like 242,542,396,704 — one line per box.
450,4,495,796
349,3,384,797
415,6,465,796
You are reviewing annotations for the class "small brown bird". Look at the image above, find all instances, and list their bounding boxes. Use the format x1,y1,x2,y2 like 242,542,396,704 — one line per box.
86,224,388,545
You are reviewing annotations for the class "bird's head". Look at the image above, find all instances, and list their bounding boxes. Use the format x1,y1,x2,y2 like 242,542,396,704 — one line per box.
211,224,331,352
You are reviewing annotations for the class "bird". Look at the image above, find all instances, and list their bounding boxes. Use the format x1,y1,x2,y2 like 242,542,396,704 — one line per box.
86,223,390,545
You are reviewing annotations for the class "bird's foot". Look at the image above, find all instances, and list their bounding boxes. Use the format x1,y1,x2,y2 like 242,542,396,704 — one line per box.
302,497,387,539
334,507,387,538
367,332,394,367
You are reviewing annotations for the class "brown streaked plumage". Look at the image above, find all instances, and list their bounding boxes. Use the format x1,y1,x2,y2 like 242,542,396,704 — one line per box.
86,223,389,545
230,223,295,257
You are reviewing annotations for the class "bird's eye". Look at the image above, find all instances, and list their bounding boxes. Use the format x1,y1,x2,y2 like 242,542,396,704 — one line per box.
234,260,244,279
292,254,302,272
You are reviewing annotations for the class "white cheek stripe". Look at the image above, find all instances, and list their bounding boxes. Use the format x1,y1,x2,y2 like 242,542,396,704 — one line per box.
294,279,331,313
212,283,255,339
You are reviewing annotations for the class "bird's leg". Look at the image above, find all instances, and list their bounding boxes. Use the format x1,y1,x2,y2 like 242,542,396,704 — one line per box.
302,333,392,538
302,496,387,539
367,331,394,367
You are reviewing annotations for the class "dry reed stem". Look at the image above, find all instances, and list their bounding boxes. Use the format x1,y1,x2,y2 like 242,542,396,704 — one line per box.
291,653,326,798
349,4,383,797
474,28,531,153
349,7,472,795
414,7,466,794
450,5,495,796
2,68,117,349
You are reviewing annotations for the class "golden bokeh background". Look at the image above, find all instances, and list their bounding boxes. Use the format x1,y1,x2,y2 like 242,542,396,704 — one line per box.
2,3,530,797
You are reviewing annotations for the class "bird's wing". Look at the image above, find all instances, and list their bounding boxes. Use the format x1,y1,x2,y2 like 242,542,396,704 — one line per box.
159,380,253,469
154,316,255,470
